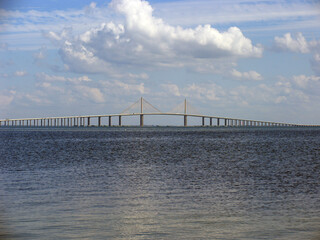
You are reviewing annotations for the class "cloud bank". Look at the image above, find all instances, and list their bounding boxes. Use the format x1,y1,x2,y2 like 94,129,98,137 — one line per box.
45,0,263,75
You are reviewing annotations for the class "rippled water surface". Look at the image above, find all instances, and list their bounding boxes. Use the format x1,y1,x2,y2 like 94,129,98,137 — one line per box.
0,127,319,239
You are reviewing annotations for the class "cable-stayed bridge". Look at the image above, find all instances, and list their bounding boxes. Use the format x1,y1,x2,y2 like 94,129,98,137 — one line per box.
0,98,316,128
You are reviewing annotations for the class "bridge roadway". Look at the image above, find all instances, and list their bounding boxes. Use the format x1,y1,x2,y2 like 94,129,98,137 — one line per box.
0,112,313,128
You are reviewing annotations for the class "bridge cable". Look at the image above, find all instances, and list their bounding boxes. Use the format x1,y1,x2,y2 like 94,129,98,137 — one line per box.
120,98,141,114
142,98,162,113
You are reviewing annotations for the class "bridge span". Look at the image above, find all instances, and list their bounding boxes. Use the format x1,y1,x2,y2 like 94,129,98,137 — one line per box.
0,98,316,128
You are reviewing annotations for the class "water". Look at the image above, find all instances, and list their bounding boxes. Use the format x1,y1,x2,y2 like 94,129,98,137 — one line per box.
0,127,319,239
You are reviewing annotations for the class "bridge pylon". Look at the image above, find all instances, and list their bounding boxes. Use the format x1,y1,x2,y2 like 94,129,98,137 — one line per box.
169,98,199,126
121,97,162,126
184,98,187,126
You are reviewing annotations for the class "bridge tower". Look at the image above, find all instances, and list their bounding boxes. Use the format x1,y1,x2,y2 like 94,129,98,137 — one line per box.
184,98,187,127
140,97,144,127
120,97,161,127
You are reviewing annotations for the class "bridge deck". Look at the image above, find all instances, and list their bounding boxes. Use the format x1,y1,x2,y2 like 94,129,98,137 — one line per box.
0,112,316,127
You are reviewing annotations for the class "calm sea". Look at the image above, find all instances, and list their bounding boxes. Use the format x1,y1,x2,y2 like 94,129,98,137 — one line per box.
0,127,319,240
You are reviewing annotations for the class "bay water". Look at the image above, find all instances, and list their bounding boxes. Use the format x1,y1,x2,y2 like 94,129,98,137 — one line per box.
0,127,319,239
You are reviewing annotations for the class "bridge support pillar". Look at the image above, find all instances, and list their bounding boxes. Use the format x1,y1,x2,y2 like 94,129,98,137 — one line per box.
202,117,205,126
87,117,90,127
217,118,220,126
98,117,101,127
119,116,122,126
140,114,144,127
109,116,112,127
210,118,212,126
184,115,187,127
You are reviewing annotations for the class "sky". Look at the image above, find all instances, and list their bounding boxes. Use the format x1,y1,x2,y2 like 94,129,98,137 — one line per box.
0,0,320,125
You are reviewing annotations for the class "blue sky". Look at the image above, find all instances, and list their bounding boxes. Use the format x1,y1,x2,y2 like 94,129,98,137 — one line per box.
0,0,320,125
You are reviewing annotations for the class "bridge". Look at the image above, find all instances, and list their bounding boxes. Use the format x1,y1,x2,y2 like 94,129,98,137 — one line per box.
0,98,316,128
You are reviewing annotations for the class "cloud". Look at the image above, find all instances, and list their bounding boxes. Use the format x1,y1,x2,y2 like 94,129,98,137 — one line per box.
292,75,320,89
36,82,65,93
184,83,225,101
231,69,262,81
274,32,320,75
153,0,320,28
34,72,103,103
2,0,319,51
274,96,287,104
33,47,47,61
34,72,148,105
30,72,106,105
24,93,52,105
74,85,105,103
0,91,15,108
101,80,146,95
110,0,262,57
273,75,320,102
311,51,320,75
274,32,309,53
222,79,312,109
45,0,262,75
14,71,27,77
161,84,181,97
36,72,92,83
185,83,219,101
85,2,98,15
181,74,319,110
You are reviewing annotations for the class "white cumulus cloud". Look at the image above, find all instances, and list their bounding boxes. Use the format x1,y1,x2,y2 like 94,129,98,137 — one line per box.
14,71,27,77
183,83,224,101
75,85,105,103
292,75,320,89
274,32,309,53
274,32,320,75
161,83,181,97
45,0,263,75
231,69,262,81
